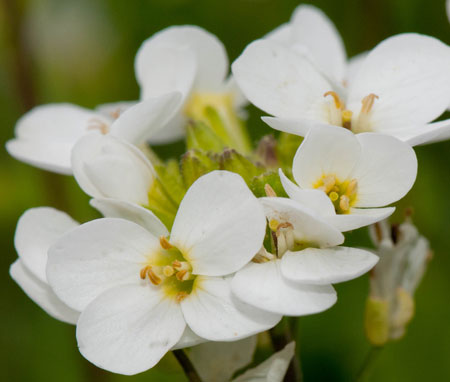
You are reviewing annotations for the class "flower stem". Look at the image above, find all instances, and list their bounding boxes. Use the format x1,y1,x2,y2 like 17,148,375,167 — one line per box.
269,318,303,382
355,346,383,382
173,349,202,382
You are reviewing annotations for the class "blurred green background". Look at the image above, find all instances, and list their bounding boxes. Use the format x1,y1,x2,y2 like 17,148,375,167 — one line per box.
1,0,449,381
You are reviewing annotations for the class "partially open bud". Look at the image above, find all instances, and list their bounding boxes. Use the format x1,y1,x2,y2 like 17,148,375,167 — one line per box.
364,216,431,346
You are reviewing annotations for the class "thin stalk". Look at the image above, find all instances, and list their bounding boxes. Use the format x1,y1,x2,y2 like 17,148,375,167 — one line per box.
355,346,383,382
269,318,303,382
173,349,202,382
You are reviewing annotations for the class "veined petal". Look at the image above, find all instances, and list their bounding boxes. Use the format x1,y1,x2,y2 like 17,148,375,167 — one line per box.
135,43,197,101
279,169,336,217
396,119,450,146
14,207,79,283
181,276,281,341
232,260,337,316
346,52,368,88
351,133,417,207
327,207,395,232
347,33,450,132
233,342,295,382
109,92,182,145
71,133,154,204
292,125,361,189
171,171,266,276
148,112,186,145
77,284,185,375
232,39,331,120
189,336,257,382
280,247,378,285
10,260,79,324
47,218,160,311
90,198,168,236
260,197,343,247
290,5,347,83
137,26,229,92
262,116,334,137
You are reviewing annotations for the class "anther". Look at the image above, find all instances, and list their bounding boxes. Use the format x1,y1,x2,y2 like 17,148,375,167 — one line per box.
159,236,173,250
176,270,192,281
269,219,279,232
340,195,350,212
264,183,277,197
329,191,339,202
319,175,336,194
175,291,188,303
361,93,379,114
172,261,190,272
346,179,358,197
147,268,162,285
87,119,109,134
324,91,343,109
140,265,150,279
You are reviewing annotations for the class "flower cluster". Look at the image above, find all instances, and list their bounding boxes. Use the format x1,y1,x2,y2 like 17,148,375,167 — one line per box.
7,4,448,378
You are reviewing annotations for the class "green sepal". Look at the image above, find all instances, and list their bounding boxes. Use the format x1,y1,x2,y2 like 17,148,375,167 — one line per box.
186,120,227,153
364,297,390,347
147,178,179,230
154,159,186,205
180,149,220,189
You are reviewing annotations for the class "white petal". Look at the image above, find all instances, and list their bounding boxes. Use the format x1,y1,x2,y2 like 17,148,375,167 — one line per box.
14,207,79,283
224,76,249,109
172,327,207,350
233,342,295,382
264,23,291,44
326,207,395,232
90,198,168,236
135,42,197,101
77,284,185,375
278,169,336,217
189,336,257,382
96,100,136,117
182,276,281,341
10,260,79,324
171,171,266,276
260,197,344,248
137,26,229,91
290,5,347,83
71,133,154,204
262,116,334,137
148,112,186,144
280,247,378,285
292,125,360,189
47,218,159,311
348,34,450,132
232,260,337,316
109,92,182,145
346,52,368,87
232,40,331,119
6,139,74,174
397,119,450,146
351,133,417,207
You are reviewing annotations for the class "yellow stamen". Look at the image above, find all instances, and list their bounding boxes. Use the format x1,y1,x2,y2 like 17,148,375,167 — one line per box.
324,91,344,109
329,191,339,202
159,236,173,250
340,195,350,212
342,109,353,130
346,179,358,197
318,175,336,194
175,291,189,303
147,268,162,285
361,93,379,114
140,265,150,280
269,218,279,232
87,119,109,134
264,183,277,197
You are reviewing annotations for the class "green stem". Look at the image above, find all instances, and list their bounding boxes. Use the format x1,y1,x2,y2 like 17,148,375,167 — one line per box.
173,349,202,382
355,346,383,382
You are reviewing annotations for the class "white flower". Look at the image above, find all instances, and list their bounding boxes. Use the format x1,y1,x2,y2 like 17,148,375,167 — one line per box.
135,25,249,151
265,4,364,88
232,29,450,146
231,195,378,316
46,171,280,375
278,125,417,232
6,93,181,174
9,207,79,324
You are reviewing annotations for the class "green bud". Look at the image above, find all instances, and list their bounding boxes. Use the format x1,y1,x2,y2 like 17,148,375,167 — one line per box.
219,149,265,185
147,178,179,230
186,120,226,153
250,171,287,198
364,297,389,347
181,149,219,189
276,132,303,168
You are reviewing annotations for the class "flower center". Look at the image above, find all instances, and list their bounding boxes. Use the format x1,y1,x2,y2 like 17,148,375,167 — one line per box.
314,174,358,214
140,236,196,302
324,91,378,133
